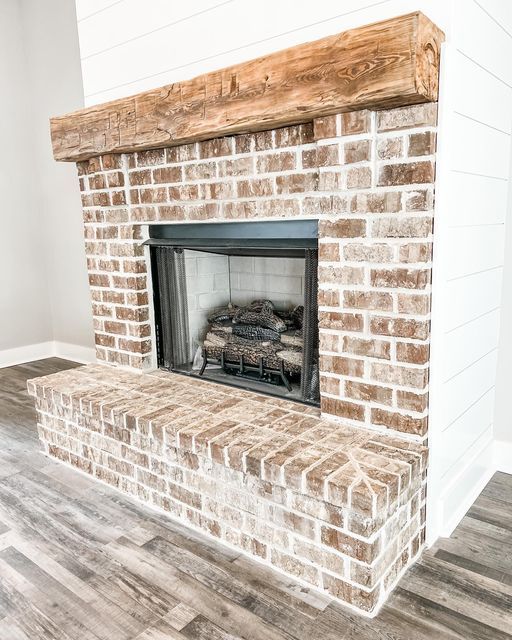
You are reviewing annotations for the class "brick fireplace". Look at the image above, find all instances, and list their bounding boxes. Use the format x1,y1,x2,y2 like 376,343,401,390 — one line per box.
29,13,443,615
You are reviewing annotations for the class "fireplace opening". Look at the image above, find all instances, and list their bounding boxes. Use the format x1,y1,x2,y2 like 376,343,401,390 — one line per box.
147,221,320,405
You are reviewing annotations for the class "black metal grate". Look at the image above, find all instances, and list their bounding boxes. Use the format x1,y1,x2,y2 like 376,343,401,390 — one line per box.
301,249,319,403
154,247,189,369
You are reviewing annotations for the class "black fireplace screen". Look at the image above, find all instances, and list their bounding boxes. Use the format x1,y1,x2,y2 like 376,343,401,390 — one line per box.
147,221,320,406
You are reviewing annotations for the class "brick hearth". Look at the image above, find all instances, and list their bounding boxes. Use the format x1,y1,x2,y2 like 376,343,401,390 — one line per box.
29,364,426,614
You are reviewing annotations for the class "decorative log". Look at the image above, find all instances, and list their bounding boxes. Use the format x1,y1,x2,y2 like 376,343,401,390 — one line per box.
50,12,444,162
204,331,302,373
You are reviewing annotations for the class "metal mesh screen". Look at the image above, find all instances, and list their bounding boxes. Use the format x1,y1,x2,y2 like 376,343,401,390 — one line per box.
154,247,189,369
300,248,319,403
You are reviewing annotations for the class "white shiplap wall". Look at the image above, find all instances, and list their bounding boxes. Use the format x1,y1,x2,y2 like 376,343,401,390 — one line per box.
427,0,512,540
73,0,512,543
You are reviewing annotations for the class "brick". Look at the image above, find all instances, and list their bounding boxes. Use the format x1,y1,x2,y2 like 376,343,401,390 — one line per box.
89,173,106,190
158,205,186,221
274,123,314,147
301,195,346,215
377,136,404,159
166,144,198,163
275,172,318,194
397,390,429,412
347,166,372,189
118,338,151,354
371,363,428,389
397,342,430,364
236,178,273,198
92,192,110,206
201,182,234,200
198,137,233,158
320,375,340,395
319,219,366,239
256,152,295,173
319,312,363,332
223,201,257,219
350,191,401,213
345,381,393,405
399,242,432,263
323,574,380,613
319,266,364,285
112,191,126,205
129,170,151,185
169,184,200,200
253,130,274,151
408,131,436,157
184,162,216,181
319,332,341,353
344,291,393,311
107,455,135,477
344,139,371,163
302,145,339,168
405,189,432,211
372,217,432,238
371,409,427,436
313,115,338,139
139,187,167,203
343,243,394,263
153,166,183,184
103,322,127,337
318,289,340,307
89,274,110,288
317,170,343,191
343,336,390,360
341,110,371,135
378,161,434,187
318,242,340,262
370,316,429,340
270,550,320,585
321,397,365,422
219,157,253,177
397,294,430,315
377,104,437,131
101,154,122,170
95,334,115,348
136,149,165,166
321,527,380,562
319,355,364,377
370,268,430,290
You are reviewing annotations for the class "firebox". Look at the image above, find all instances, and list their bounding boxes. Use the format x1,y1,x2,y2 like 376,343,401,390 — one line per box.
147,220,319,405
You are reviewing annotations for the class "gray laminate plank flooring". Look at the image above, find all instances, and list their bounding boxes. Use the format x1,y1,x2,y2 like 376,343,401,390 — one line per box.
0,358,511,639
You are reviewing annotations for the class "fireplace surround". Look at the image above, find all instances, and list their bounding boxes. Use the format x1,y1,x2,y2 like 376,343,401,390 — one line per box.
30,12,443,615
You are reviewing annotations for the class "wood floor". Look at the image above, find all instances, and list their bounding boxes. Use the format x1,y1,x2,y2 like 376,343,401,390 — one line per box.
0,358,511,639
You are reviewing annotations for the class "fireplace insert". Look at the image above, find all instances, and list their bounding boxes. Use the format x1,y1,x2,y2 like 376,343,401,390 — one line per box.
147,220,319,405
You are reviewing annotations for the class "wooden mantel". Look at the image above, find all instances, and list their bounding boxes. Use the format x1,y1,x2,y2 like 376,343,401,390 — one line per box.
51,12,444,162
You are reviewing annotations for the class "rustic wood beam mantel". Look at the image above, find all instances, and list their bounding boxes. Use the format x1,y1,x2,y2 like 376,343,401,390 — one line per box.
50,12,444,162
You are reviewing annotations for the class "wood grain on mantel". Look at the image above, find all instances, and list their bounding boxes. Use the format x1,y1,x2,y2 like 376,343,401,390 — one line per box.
50,12,444,162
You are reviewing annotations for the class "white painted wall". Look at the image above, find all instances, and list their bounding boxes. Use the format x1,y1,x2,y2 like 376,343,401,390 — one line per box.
0,0,53,362
0,0,95,367
70,0,512,541
427,0,512,541
75,0,452,106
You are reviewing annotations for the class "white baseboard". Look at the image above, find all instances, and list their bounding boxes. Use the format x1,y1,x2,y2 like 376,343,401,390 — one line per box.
0,341,95,369
0,342,55,368
438,434,495,539
494,440,512,475
53,341,96,364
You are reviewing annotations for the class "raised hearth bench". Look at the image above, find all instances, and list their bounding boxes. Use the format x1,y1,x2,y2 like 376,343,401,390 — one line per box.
29,365,426,614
